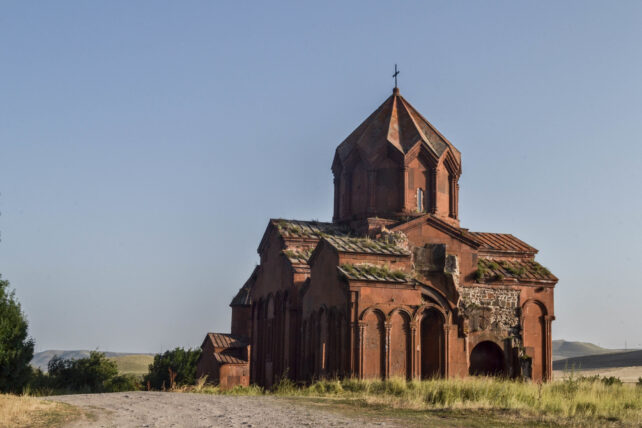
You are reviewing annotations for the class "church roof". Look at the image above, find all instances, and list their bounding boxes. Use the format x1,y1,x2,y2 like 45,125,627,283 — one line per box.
213,352,248,365
335,88,460,167
476,258,557,284
273,219,348,240
468,232,537,255
230,267,256,307
338,263,410,283
282,248,313,265
204,333,248,349
324,235,410,256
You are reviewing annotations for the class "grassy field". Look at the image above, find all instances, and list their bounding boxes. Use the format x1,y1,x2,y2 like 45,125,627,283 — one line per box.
0,394,83,428
185,376,642,427
108,354,154,375
554,350,642,371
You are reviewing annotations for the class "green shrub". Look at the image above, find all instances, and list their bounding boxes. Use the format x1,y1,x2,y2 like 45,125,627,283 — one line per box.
600,376,622,386
47,351,118,392
143,347,201,390
637,377,642,387
104,374,142,392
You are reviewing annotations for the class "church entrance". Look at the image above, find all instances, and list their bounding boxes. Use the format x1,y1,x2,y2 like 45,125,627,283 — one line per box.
469,341,505,376
420,308,444,379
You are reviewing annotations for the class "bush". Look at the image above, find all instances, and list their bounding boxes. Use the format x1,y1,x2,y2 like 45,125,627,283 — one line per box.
104,374,142,392
143,348,201,390
600,376,622,386
47,351,119,392
0,275,35,393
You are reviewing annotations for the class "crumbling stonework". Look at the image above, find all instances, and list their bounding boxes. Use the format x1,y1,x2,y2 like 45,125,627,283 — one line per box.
458,286,520,336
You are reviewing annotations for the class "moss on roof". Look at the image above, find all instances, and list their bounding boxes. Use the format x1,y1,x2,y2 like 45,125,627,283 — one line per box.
339,263,409,283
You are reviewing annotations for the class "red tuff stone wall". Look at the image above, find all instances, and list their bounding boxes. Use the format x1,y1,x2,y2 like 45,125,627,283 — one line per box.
219,364,250,390
231,306,251,338
196,340,220,383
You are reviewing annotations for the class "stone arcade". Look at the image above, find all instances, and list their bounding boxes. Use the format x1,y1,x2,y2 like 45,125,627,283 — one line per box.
197,88,557,388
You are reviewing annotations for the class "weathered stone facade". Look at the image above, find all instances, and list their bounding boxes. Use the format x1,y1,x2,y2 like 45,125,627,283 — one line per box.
458,286,520,336
206,88,557,388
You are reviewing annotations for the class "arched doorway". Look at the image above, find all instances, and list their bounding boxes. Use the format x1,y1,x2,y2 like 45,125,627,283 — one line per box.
469,341,505,376
421,308,444,379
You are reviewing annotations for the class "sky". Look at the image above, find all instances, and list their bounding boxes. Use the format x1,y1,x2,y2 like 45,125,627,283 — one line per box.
1,1,641,353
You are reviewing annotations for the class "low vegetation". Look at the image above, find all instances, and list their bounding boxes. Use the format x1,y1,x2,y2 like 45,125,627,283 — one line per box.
143,347,201,390
182,376,642,426
341,263,408,281
0,394,82,428
28,351,142,395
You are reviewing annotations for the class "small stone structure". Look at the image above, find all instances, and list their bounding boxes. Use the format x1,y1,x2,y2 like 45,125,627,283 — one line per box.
196,333,249,389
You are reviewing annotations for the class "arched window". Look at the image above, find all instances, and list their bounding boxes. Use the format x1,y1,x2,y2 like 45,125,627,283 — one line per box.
417,188,424,212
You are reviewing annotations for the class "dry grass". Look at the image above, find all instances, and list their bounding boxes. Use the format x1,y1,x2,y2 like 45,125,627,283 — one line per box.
0,394,82,428
184,376,642,426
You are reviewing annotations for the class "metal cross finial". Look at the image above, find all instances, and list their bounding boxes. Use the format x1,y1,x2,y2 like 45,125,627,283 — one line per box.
393,64,400,89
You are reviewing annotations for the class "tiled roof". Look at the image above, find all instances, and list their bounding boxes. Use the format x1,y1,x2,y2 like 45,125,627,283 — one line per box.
206,333,248,349
469,232,537,255
214,352,248,365
476,258,557,283
335,89,459,167
324,235,410,256
338,264,409,283
282,248,313,264
273,219,348,240
230,286,251,306
230,267,256,307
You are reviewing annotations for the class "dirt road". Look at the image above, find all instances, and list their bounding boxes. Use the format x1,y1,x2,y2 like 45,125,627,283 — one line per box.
48,392,395,428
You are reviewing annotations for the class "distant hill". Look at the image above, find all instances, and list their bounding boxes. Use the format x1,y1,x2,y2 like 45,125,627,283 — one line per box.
32,350,154,374
553,349,642,371
552,340,623,361
110,354,155,375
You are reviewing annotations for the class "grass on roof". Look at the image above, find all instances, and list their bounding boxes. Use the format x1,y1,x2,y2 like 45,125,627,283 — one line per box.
341,263,408,281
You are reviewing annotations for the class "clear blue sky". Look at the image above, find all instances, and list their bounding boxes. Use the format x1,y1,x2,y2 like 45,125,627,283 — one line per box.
1,1,641,353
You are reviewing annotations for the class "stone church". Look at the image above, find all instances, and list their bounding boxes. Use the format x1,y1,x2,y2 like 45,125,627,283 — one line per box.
197,87,557,388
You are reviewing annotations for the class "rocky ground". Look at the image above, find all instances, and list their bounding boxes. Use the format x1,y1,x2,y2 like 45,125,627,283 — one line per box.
48,392,396,428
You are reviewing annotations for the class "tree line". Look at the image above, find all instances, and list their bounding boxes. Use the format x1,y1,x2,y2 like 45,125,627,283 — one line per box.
0,274,201,395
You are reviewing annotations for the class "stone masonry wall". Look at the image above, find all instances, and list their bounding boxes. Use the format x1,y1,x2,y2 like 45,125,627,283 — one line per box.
458,286,520,337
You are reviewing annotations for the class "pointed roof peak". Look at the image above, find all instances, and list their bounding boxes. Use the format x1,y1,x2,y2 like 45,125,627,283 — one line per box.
335,90,460,167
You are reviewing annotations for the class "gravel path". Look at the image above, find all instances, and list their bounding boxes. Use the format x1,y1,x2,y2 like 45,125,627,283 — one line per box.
48,392,396,428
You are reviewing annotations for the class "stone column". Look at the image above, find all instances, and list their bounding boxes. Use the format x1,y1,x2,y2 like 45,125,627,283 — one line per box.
410,322,418,379
349,292,358,374
449,176,456,218
358,321,366,379
333,176,340,222
455,183,460,219
400,166,408,212
384,321,392,379
443,324,452,378
430,169,437,214
544,315,555,381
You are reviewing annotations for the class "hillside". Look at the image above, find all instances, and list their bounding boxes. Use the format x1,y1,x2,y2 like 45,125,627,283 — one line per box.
553,349,642,371
32,350,154,374
110,354,155,375
552,340,621,360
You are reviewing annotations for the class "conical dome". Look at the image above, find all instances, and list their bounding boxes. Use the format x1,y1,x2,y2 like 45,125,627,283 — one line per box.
335,88,460,168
